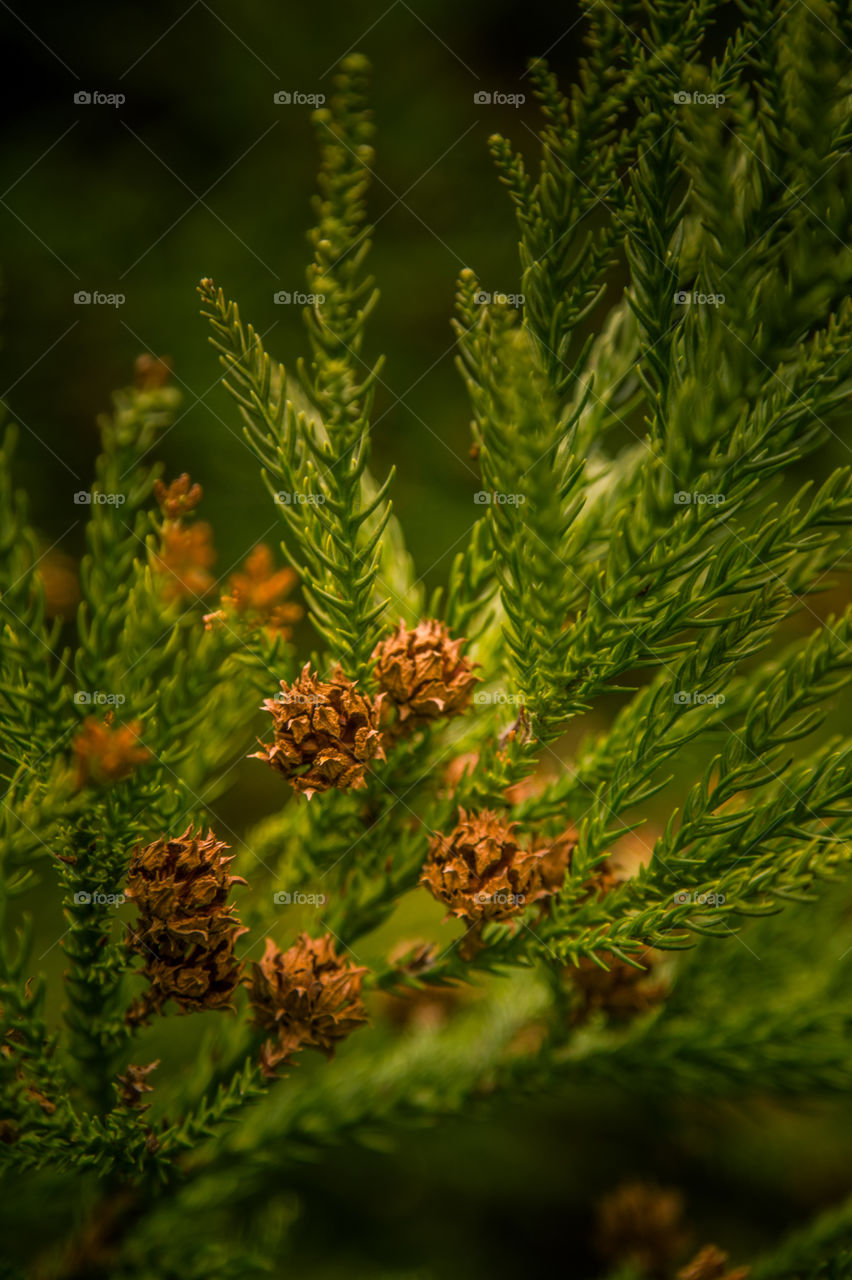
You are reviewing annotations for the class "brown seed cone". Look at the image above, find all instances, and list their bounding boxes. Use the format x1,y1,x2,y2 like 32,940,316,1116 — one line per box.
247,933,369,1077
568,948,667,1027
678,1246,750,1280
595,1180,688,1270
126,941,246,1023
420,809,555,924
372,619,478,731
116,1060,160,1109
251,663,385,798
125,826,247,1019
535,826,578,895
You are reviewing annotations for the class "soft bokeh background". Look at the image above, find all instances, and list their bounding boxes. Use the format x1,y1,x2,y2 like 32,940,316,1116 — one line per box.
3,1,852,1276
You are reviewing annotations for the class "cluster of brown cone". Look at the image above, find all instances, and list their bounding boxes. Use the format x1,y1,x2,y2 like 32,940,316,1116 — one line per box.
125,827,368,1077
123,618,665,1085
252,620,478,797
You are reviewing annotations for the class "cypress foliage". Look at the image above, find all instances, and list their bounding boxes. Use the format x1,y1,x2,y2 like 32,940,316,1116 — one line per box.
2,7,852,1275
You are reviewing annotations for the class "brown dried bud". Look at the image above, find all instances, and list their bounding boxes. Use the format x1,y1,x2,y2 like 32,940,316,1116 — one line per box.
595,1180,688,1270
72,717,152,789
535,826,577,895
116,1060,160,1110
251,663,385,798
420,809,554,924
220,544,303,637
444,751,480,792
678,1246,750,1280
387,939,438,975
134,354,173,390
153,473,203,519
247,933,369,1076
22,1080,55,1115
568,949,667,1027
35,548,80,621
152,521,216,602
125,826,247,1020
372,620,478,731
203,609,227,631
380,985,463,1032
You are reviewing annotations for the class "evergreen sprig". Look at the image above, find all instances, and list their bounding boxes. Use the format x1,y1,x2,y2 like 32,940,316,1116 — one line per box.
2,4,852,1275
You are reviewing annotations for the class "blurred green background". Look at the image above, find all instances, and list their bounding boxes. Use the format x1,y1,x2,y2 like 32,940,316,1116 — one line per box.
2,0,576,588
3,2,852,1276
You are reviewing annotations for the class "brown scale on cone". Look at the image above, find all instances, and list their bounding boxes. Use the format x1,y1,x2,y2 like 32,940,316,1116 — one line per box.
125,826,247,1022
251,663,385,798
371,619,478,733
420,808,568,924
246,933,369,1077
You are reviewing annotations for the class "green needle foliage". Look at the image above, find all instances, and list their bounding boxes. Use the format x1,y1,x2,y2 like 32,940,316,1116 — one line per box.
2,5,852,1276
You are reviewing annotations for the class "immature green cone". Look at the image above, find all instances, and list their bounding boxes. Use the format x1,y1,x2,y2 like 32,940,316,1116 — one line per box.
125,826,247,1021
251,663,385,798
247,933,369,1077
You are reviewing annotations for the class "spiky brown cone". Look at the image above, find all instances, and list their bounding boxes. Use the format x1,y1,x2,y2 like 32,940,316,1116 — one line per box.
421,809,558,924
125,826,247,1020
251,663,385,798
247,933,369,1077
372,619,478,732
